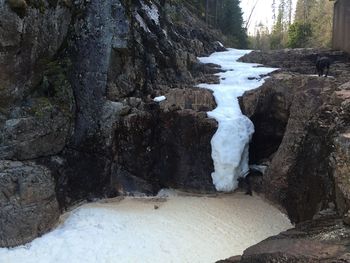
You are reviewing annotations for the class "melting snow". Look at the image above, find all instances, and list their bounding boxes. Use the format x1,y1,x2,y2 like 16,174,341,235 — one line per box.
198,49,277,192
141,1,160,25
0,192,292,263
153,95,166,102
135,12,150,32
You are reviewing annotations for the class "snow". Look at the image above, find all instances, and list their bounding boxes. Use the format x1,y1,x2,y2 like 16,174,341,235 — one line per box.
141,1,160,25
0,192,292,263
198,49,277,192
135,12,150,32
153,95,166,102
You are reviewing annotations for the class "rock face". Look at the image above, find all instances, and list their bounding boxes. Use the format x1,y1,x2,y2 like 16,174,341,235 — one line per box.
0,161,59,247
220,217,350,263
240,49,350,223
0,0,223,245
113,88,217,194
239,48,349,82
0,0,73,246
241,73,341,223
223,49,350,262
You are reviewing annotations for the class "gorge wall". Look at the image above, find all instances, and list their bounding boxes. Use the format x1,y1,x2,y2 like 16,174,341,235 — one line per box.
2,2,350,261
0,0,223,246
218,49,350,262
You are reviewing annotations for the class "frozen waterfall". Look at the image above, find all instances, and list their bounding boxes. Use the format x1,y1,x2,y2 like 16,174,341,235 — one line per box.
198,49,277,192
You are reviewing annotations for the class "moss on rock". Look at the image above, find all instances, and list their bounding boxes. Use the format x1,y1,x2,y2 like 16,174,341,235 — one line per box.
29,58,74,119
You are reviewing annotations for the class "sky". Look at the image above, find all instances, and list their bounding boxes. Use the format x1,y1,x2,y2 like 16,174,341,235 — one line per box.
240,0,297,35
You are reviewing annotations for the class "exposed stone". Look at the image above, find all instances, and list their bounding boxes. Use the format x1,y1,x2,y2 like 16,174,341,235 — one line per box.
160,88,216,112
0,0,72,108
0,160,59,247
239,48,350,82
240,49,350,223
0,0,225,247
0,110,71,160
229,218,350,263
344,211,350,226
113,88,217,194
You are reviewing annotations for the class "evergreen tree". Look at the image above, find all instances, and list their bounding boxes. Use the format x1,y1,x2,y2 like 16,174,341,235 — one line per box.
180,0,248,48
217,0,247,48
292,0,333,47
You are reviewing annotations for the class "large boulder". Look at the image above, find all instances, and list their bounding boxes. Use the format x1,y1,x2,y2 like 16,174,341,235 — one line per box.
241,73,339,222
0,161,59,247
219,217,350,263
113,88,217,194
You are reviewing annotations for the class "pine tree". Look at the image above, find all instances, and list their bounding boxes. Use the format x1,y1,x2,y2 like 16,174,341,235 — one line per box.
217,0,247,48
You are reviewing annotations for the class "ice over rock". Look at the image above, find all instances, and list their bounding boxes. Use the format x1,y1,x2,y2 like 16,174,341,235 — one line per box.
198,49,277,192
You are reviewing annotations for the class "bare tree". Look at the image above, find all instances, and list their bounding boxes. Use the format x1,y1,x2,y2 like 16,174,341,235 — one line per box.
245,0,259,30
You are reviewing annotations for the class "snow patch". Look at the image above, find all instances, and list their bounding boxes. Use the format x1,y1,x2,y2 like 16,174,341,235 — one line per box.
141,1,160,25
198,49,277,192
153,96,166,102
135,12,150,32
216,41,225,48
0,194,292,263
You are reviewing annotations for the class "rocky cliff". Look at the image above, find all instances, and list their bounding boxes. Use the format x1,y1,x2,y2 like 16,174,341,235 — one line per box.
219,49,350,262
0,0,223,246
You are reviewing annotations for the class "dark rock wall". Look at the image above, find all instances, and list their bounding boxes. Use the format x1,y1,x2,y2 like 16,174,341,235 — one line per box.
0,160,59,247
220,217,350,263
0,0,73,247
221,48,350,263
0,0,223,246
240,49,350,224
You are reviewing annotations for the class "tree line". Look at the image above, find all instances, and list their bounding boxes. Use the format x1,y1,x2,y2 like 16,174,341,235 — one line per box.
180,0,248,48
250,0,333,50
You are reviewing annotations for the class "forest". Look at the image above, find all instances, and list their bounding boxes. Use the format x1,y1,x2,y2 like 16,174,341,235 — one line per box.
250,0,334,50
179,0,248,48
180,0,334,50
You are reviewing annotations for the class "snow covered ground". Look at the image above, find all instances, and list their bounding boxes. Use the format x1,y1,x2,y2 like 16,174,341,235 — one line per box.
198,49,277,192
0,192,292,263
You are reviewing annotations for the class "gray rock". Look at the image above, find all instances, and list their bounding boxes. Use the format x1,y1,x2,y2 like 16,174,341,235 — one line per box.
0,160,59,247
0,111,71,160
0,0,72,107
240,50,350,223
222,218,350,263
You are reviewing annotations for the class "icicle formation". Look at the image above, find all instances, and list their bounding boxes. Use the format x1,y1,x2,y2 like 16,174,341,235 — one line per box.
198,49,277,192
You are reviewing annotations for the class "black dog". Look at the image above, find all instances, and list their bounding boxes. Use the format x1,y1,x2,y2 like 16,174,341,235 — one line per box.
316,56,331,77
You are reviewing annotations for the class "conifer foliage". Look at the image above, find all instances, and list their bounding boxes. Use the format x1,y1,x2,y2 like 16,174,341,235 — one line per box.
181,0,248,48
249,0,333,50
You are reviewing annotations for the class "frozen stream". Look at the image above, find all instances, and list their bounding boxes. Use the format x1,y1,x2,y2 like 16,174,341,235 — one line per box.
0,50,287,263
0,191,292,263
198,49,276,191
